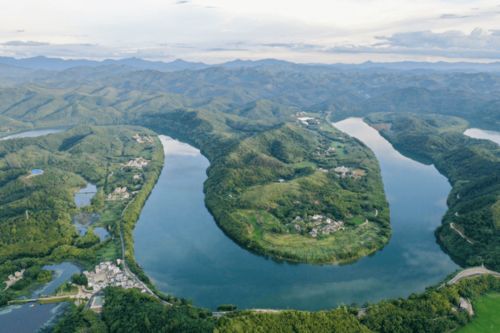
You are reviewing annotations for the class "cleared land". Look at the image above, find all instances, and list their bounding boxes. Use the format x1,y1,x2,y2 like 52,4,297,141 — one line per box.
457,293,500,333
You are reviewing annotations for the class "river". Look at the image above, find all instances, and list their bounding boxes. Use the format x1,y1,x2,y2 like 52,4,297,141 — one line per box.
464,128,500,145
134,118,458,311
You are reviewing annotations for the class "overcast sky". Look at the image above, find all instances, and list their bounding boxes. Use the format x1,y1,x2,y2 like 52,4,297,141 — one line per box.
1,0,500,63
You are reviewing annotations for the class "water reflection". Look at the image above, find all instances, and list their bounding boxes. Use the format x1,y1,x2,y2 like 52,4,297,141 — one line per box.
0,128,65,141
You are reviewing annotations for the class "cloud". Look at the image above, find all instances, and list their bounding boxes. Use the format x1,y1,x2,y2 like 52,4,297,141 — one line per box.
175,0,190,4
2,40,50,46
320,28,500,60
378,28,499,49
439,13,471,19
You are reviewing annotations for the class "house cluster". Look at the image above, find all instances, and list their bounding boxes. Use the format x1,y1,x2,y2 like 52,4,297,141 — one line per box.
293,214,345,238
3,269,24,290
107,187,130,201
84,261,146,293
132,133,154,144
334,166,366,179
297,116,320,126
125,157,149,169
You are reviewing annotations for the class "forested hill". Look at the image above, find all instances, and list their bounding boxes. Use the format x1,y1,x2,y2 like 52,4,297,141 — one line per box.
0,62,500,135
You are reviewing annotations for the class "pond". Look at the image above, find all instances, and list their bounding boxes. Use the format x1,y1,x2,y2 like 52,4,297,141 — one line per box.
0,128,66,141
134,119,458,311
30,169,44,176
74,183,97,208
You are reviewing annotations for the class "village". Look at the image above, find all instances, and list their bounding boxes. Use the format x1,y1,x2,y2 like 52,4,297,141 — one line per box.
292,214,345,238
83,260,146,294
3,269,24,291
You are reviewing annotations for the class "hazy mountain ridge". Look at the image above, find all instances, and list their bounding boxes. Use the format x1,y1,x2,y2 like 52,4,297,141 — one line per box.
0,62,499,131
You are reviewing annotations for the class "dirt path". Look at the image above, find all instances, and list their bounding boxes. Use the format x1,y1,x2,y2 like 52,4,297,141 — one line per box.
450,223,474,244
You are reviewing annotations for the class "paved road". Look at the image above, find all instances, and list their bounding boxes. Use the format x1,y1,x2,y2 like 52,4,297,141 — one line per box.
447,266,500,285
118,222,172,306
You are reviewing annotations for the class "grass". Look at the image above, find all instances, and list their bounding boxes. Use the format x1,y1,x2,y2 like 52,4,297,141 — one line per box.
231,208,387,264
458,293,500,333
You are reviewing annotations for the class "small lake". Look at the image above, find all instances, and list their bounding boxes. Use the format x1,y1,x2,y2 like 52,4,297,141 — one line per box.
464,128,500,145
74,183,97,208
134,121,458,311
0,128,65,141
30,169,44,176
0,263,79,333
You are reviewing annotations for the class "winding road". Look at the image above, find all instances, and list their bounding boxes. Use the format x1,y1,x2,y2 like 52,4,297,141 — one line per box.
447,266,500,285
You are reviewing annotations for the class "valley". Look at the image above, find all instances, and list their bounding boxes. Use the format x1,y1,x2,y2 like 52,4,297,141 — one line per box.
0,60,498,332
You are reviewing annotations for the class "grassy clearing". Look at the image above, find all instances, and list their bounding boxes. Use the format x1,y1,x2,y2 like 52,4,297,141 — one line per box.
458,293,500,333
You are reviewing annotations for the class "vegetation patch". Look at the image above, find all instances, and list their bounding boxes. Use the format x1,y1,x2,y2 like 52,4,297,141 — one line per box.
457,293,500,333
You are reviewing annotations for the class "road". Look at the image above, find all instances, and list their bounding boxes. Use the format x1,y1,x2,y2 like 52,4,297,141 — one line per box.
447,265,500,285
118,218,172,305
450,223,474,244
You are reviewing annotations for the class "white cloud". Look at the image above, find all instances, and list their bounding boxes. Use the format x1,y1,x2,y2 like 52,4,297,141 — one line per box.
0,0,499,62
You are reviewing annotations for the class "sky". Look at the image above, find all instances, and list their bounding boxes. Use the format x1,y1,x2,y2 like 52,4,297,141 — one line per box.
1,0,500,63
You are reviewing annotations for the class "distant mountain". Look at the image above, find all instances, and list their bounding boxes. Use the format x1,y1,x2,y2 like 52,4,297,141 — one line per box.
0,56,209,72
103,58,209,71
339,61,500,72
220,58,296,68
1,55,500,73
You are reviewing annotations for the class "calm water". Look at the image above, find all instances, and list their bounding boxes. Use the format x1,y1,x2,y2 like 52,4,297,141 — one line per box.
134,120,458,311
464,128,500,145
0,263,79,333
74,183,97,208
0,128,65,141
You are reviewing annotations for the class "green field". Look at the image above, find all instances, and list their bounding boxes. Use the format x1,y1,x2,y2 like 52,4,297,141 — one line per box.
458,293,500,333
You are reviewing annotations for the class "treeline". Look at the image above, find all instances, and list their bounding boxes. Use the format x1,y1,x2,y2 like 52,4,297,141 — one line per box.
366,113,500,270
49,275,500,333
216,275,500,333
50,287,215,333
